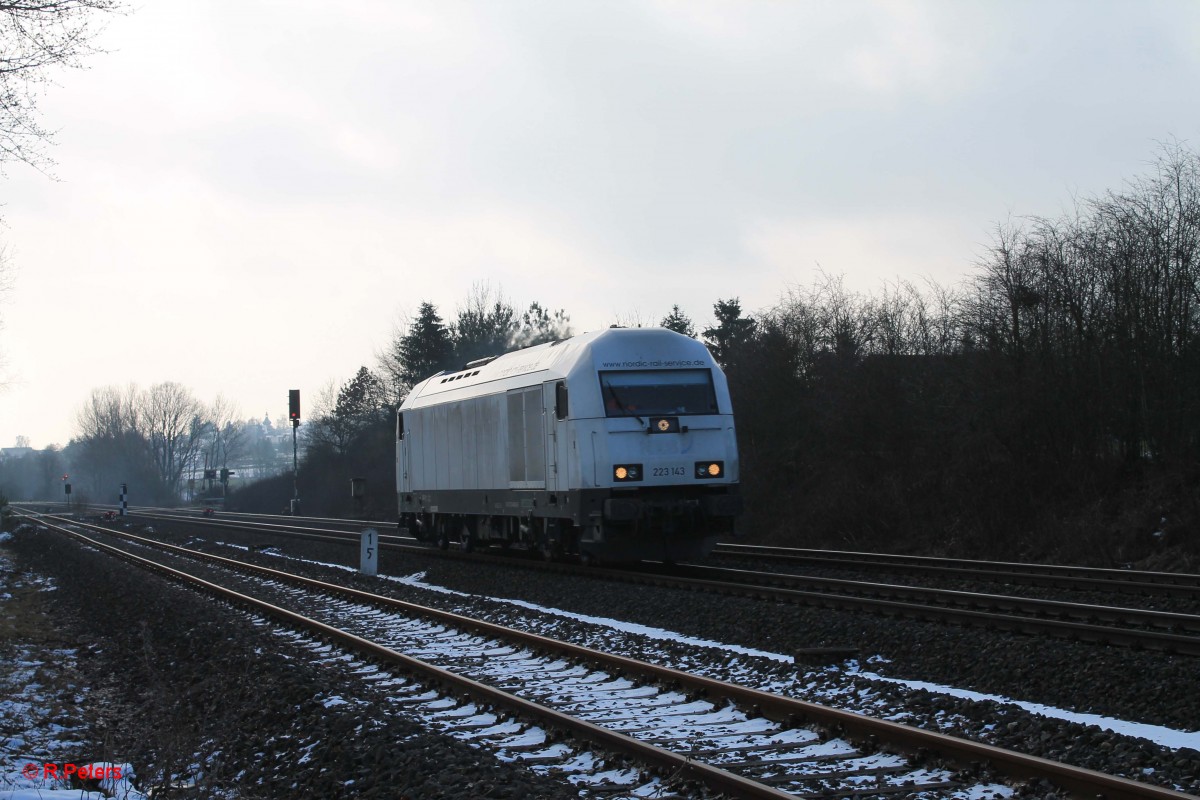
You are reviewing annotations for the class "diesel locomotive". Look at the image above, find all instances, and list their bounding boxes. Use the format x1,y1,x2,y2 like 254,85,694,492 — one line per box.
396,327,741,562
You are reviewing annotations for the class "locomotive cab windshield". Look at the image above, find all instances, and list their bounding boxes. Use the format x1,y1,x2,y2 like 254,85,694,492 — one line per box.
599,369,718,418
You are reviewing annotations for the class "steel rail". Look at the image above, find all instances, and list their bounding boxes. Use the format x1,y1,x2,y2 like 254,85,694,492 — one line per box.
657,563,1200,632
27,517,796,800
23,512,1199,800
31,500,360,530
129,507,1200,595
104,508,374,546
46,502,1200,595
52,503,372,538
102,506,1200,605
712,543,1200,592
51,507,1200,656
601,564,1200,656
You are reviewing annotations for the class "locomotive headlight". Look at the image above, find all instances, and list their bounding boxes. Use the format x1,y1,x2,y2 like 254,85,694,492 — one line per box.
613,464,642,482
695,461,724,479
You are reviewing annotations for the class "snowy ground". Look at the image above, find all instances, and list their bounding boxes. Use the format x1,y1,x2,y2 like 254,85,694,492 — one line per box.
222,541,1200,754
0,541,146,800
4,526,1197,798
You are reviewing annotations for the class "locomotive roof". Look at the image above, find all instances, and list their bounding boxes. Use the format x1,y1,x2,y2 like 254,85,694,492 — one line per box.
400,327,715,409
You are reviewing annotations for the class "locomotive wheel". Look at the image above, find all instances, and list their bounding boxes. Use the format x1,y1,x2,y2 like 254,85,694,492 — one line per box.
435,518,449,550
415,513,434,544
537,520,560,561
462,520,476,553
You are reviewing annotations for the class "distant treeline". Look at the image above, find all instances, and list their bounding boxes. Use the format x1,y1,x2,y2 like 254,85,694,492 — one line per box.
9,143,1200,565
725,142,1200,564
0,386,284,507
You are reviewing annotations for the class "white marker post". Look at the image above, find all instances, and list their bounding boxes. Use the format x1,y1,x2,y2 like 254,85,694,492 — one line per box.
360,528,378,576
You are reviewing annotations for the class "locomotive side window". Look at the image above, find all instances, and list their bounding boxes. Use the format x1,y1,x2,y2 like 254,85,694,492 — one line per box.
599,369,718,417
555,381,569,420
397,413,405,440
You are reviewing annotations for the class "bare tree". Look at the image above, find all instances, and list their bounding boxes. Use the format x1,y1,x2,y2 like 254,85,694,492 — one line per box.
450,282,518,366
76,383,140,439
139,382,204,498
0,244,10,381
968,220,1046,365
0,2,122,373
611,308,652,329
202,394,248,470
0,0,123,174
73,384,158,499
809,272,879,362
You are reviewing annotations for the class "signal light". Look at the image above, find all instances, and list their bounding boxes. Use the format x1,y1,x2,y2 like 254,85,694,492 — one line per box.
289,389,301,422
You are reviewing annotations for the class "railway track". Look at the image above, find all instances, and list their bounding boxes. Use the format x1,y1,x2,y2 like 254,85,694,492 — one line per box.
55,505,1200,657
15,510,1195,800
711,543,1200,599
48,502,1200,597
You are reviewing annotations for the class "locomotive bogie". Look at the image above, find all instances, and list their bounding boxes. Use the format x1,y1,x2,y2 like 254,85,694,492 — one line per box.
396,328,742,562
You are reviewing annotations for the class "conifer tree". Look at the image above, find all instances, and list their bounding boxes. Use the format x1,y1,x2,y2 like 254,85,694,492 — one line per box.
702,298,756,369
660,305,696,338
380,302,454,400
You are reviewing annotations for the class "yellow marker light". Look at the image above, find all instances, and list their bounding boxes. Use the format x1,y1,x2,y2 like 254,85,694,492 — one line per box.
657,419,671,432
614,463,642,481
707,463,721,477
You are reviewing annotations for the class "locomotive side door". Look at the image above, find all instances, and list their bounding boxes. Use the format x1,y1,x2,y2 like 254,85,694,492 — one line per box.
544,380,569,492
396,411,409,495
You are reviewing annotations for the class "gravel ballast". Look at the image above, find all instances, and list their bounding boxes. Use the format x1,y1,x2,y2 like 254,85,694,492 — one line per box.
4,525,586,799
11,514,1200,797
126,516,1200,794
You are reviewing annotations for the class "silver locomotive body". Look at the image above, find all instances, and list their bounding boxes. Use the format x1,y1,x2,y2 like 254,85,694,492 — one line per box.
396,328,741,561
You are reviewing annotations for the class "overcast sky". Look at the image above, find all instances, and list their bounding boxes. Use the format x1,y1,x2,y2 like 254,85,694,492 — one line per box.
2,0,1199,450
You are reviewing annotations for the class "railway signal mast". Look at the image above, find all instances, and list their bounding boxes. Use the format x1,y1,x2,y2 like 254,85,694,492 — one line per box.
289,389,301,514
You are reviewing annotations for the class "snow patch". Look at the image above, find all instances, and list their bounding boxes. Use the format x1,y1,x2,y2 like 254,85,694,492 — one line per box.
235,541,1200,755
847,666,1200,752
